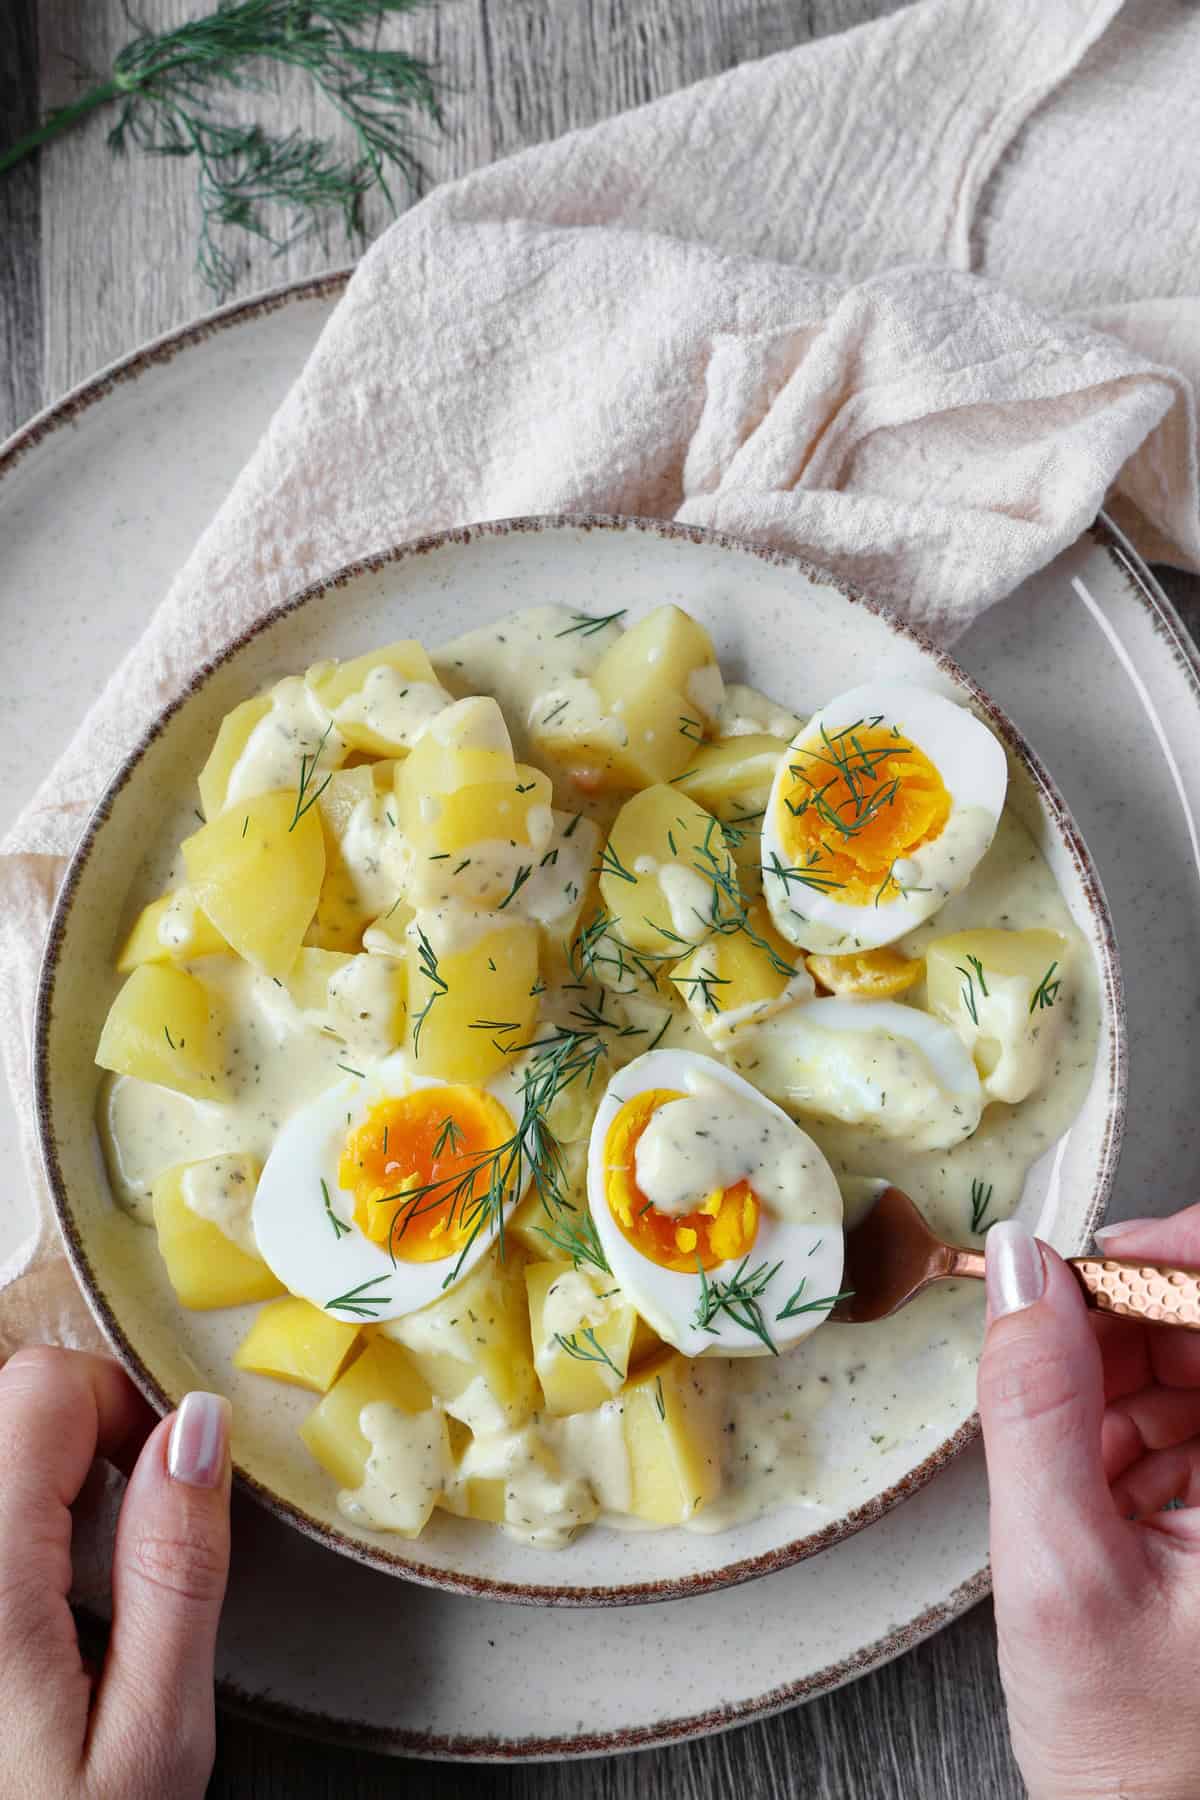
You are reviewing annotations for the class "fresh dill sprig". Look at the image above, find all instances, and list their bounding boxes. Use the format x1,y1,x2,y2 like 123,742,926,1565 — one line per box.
497,865,533,910
1030,962,1062,1013
653,1374,667,1420
775,1279,854,1320
0,2,446,298
598,839,637,884
964,953,989,996
290,721,334,830
554,1328,621,1377
321,1177,351,1239
432,1114,465,1159
410,926,447,1055
695,1255,782,1356
956,962,981,1027
970,1178,996,1234
553,610,627,638
325,1273,392,1318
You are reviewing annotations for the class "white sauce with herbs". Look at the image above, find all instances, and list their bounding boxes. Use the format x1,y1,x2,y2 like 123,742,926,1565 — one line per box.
99,606,1100,1542
338,1403,448,1534
333,668,453,749
180,1153,259,1256
634,1084,831,1221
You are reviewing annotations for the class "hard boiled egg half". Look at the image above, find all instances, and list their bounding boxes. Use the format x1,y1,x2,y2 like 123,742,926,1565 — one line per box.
587,1050,844,1358
762,683,1007,954
253,1050,528,1322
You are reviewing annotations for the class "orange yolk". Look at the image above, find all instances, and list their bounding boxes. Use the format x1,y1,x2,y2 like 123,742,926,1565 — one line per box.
603,1088,760,1273
776,721,951,906
338,1085,515,1263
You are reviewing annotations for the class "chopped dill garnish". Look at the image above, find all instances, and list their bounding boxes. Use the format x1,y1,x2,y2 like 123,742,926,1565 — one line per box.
289,721,334,831
497,865,533,910
1030,963,1062,1013
563,812,583,838
321,1177,350,1239
241,815,249,838
598,839,637,884
956,962,981,1027
653,1375,667,1420
515,781,536,794
541,698,570,727
325,1274,392,1319
540,847,559,868
970,1178,996,1234
163,1026,176,1048
410,927,447,1056
554,1328,621,1377
554,609,627,638
775,1280,854,1320
695,1255,782,1355
965,953,988,995
337,1061,365,1078
678,715,704,744
432,1115,465,1159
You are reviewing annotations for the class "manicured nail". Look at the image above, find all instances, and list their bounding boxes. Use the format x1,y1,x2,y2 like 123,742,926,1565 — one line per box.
168,1392,231,1488
1094,1218,1157,1248
986,1219,1046,1317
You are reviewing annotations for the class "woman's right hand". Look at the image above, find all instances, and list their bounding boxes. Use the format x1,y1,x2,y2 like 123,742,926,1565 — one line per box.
979,1207,1200,1800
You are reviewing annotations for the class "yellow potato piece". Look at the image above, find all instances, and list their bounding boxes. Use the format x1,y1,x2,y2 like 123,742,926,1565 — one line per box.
621,1352,722,1525
299,1337,433,1492
307,640,445,756
182,790,325,979
674,735,788,811
116,888,228,972
95,964,228,1101
440,1474,507,1525
526,1261,636,1416
806,946,923,998
285,946,354,1013
151,1157,282,1310
380,1247,537,1436
404,765,554,907
405,913,538,1082
396,696,516,806
671,900,801,1042
234,1296,360,1393
198,694,271,819
599,785,740,955
590,605,722,788
308,766,389,951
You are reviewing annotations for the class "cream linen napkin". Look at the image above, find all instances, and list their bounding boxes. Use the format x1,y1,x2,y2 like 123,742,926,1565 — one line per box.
3,0,1199,1356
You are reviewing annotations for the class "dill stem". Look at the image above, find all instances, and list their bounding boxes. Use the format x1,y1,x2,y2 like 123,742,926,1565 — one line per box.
0,81,124,175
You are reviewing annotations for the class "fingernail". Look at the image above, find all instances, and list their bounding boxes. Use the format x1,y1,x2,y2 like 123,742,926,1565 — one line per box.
167,1392,231,1489
1094,1218,1156,1248
986,1219,1046,1317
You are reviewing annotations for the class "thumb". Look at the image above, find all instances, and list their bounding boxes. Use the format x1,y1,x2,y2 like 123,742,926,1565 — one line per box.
978,1221,1125,1598
86,1393,232,1799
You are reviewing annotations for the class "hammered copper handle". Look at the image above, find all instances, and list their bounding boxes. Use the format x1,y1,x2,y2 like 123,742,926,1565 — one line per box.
1065,1256,1200,1329
946,1249,1200,1330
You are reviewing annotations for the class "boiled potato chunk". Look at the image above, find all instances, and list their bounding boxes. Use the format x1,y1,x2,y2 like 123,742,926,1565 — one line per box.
307,640,451,756
806,946,922,999
96,964,228,1101
926,927,1071,1104
182,790,325,979
599,786,740,954
621,1352,722,1524
675,735,788,811
591,605,723,788
234,1296,360,1393
151,1157,282,1309
526,1261,636,1415
379,1246,537,1436
285,946,354,1013
405,913,538,1081
404,765,555,907
198,694,271,819
116,888,228,972
299,1337,436,1496
670,900,806,1046
310,766,399,950
396,696,515,813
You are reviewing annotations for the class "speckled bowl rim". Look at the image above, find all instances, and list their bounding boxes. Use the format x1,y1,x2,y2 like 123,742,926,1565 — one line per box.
33,508,1126,1615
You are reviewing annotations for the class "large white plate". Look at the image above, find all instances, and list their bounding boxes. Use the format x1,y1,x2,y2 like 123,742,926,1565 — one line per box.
3,282,1198,1758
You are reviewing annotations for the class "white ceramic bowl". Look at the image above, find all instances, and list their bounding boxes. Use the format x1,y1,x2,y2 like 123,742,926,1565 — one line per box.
34,516,1124,1605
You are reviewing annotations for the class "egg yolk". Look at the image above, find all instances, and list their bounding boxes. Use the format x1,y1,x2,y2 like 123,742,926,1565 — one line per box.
603,1088,759,1272
338,1085,515,1262
776,720,951,906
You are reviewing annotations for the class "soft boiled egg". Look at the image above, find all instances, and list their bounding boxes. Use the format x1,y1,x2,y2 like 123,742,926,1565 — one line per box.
252,1050,528,1322
586,1049,844,1358
730,996,984,1153
761,683,1007,954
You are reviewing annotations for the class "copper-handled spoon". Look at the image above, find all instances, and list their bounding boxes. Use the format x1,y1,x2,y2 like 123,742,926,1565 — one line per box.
829,1185,1200,1330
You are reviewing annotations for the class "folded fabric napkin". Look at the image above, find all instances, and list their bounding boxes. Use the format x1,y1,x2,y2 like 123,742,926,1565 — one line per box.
2,0,1198,1355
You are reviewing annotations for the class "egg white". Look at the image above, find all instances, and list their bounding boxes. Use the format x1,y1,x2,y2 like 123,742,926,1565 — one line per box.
762,682,1007,953
252,1049,529,1321
733,996,984,1152
587,1049,844,1358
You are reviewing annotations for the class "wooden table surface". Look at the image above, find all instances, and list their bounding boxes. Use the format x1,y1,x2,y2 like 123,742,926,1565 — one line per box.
5,2,1191,1794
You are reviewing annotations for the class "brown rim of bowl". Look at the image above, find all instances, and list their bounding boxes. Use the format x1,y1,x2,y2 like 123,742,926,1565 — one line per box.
34,511,1126,1611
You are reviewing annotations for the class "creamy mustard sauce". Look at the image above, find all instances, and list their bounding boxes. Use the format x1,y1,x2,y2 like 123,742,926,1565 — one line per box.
100,604,1099,1543
634,1082,832,1222
333,669,453,748
180,1154,259,1255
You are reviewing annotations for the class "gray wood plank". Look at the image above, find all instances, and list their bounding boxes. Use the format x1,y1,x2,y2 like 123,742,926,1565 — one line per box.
0,0,42,434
